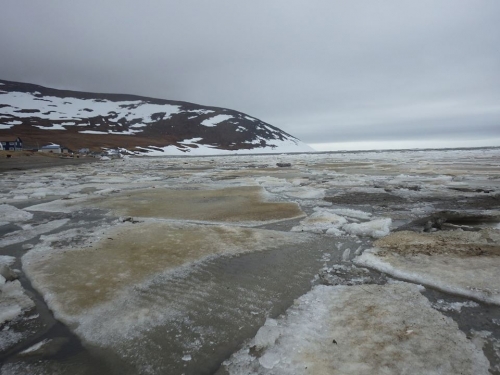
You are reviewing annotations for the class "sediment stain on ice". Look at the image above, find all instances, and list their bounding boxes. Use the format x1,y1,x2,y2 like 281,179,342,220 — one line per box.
92,186,305,223
222,283,490,375
23,221,309,315
355,229,500,305
20,221,320,374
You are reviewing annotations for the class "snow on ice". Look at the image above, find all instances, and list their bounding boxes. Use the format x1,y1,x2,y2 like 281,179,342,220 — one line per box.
291,210,347,234
355,229,500,305
222,283,490,374
343,218,392,238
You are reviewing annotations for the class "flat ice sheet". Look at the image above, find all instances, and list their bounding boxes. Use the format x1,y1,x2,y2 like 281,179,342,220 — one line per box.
86,186,305,224
23,221,309,317
0,204,33,222
222,283,489,374
354,229,500,305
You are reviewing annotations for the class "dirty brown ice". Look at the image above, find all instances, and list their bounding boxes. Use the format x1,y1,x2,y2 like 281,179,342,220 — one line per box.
0,148,499,374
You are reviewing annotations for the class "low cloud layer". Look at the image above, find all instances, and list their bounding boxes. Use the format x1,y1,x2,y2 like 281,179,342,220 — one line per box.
1,1,499,148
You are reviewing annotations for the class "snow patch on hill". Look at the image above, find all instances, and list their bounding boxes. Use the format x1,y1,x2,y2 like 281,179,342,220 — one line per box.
0,91,181,130
139,137,314,155
0,81,315,155
201,114,233,127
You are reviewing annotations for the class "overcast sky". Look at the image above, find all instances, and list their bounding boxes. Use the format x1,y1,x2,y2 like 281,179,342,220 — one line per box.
1,1,499,150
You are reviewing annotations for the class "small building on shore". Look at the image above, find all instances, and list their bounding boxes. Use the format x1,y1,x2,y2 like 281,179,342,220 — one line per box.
39,143,62,153
0,137,23,151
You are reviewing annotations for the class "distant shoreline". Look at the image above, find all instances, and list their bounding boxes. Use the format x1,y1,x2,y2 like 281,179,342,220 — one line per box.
1,146,498,171
0,152,98,172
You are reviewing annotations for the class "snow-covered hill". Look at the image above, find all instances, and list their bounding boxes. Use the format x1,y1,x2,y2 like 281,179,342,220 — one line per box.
0,80,314,154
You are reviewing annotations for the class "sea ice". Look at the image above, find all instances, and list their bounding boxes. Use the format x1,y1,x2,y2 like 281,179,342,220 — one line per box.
432,299,479,312
0,204,33,222
0,219,69,247
283,187,325,199
0,261,35,329
19,339,50,355
329,208,372,220
222,283,489,374
22,221,310,319
82,186,305,225
291,210,347,234
254,319,281,348
342,218,391,238
342,248,351,262
325,227,344,236
354,229,500,305
2,145,499,372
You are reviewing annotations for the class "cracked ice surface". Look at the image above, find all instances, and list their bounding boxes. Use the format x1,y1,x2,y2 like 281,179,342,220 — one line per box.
22,220,313,367
222,283,490,375
355,229,500,305
0,219,69,247
0,257,35,352
1,147,500,373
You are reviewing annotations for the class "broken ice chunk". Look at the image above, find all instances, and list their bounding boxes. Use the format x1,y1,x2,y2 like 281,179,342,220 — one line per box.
0,204,33,222
343,218,391,238
254,319,281,349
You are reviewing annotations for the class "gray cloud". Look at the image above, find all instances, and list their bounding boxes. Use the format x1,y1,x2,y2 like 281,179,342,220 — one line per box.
1,0,499,148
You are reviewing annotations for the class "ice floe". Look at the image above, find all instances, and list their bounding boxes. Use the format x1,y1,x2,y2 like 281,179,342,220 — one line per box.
0,257,35,351
291,210,347,234
329,208,372,220
222,283,489,374
0,219,69,247
342,218,392,238
22,220,311,321
0,204,33,222
66,186,305,225
17,220,318,373
283,187,325,199
354,229,500,305
432,299,479,312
